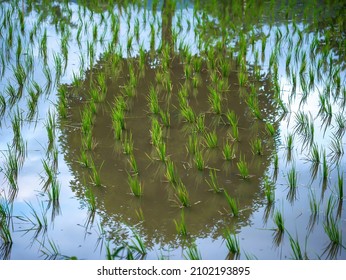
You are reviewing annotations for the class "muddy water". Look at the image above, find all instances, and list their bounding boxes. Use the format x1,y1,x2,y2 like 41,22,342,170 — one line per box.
59,54,278,251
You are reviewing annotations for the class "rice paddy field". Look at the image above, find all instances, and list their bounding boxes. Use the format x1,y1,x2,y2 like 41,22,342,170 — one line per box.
0,0,345,260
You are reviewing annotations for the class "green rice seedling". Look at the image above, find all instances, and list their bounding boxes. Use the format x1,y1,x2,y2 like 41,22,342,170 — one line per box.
85,187,96,213
135,208,144,221
82,130,98,151
224,190,239,217
222,141,236,161
3,146,19,199
329,134,344,164
129,231,147,257
264,176,275,204
307,143,320,163
128,174,143,197
90,160,102,187
174,210,187,236
322,150,329,182
184,244,201,260
204,130,218,148
208,87,221,114
128,154,139,175
309,191,320,215
78,149,91,168
287,166,298,189
325,195,336,223
180,104,196,123
236,155,249,179
285,133,294,151
147,85,160,115
48,178,61,207
122,132,134,155
41,158,54,192
0,198,12,244
27,87,39,121
0,94,6,118
323,216,342,246
206,169,223,193
336,170,343,200
156,140,167,162
159,109,170,127
187,132,198,155
250,137,263,155
194,148,205,171
13,63,27,90
274,210,285,233
150,117,162,147
195,114,205,133
45,110,56,149
165,159,178,185
224,229,240,255
265,122,275,137
288,235,304,260
226,109,238,127
113,120,123,141
39,238,61,260
175,181,190,207
335,112,346,137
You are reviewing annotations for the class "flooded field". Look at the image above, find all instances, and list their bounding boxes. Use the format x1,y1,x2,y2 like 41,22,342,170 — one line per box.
0,0,345,260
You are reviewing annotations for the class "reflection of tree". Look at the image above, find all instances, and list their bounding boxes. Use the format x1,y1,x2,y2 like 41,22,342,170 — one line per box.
56,0,281,254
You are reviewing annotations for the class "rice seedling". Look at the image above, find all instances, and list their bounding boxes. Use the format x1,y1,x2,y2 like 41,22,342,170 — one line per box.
287,166,298,189
159,109,170,127
274,210,285,233
0,94,6,118
128,174,143,197
204,130,218,148
45,110,56,149
184,244,201,260
206,169,223,193
186,132,198,155
90,160,102,187
322,150,329,182
224,229,240,255
194,148,205,171
150,117,162,147
118,119,133,153
265,122,276,137
324,216,342,246
306,143,320,163
195,114,205,133
13,63,27,90
147,85,160,115
82,130,98,151
174,210,187,236
250,137,263,155
224,190,239,217
328,134,344,164
0,198,12,244
128,154,139,175
309,191,320,216
236,155,250,179
3,146,19,199
222,141,236,161
135,208,144,221
156,140,167,162
288,234,304,260
129,231,147,257
41,158,55,192
264,176,275,204
48,178,61,208
208,87,222,114
165,159,178,185
336,170,343,200
285,133,294,151
39,238,62,260
180,104,196,123
22,201,48,238
226,110,239,127
175,181,190,207
78,149,91,168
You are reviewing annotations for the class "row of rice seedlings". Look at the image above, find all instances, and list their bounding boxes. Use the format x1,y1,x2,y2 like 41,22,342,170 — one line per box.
174,210,187,236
